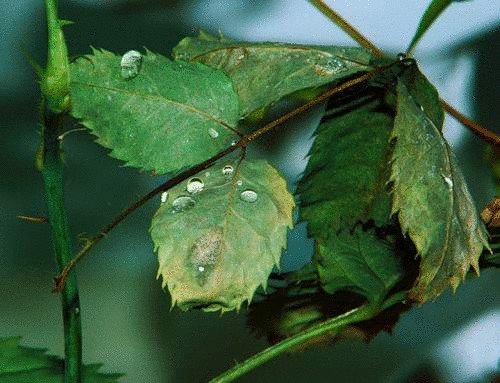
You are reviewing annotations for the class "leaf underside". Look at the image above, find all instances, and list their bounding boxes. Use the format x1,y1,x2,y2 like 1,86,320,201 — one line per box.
391,79,489,302
0,337,122,382
150,158,294,312
70,48,240,174
173,31,373,118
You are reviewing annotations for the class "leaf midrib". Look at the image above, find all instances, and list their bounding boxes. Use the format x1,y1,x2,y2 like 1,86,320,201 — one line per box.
71,80,238,134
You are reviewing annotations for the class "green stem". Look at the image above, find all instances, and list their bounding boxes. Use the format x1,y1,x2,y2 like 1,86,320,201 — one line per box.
40,1,82,382
210,304,379,383
40,111,82,383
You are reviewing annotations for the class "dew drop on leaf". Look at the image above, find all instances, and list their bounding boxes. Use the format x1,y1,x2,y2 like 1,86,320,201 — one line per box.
236,180,243,186
222,165,234,176
187,178,204,194
240,189,258,203
208,127,219,139
172,196,195,212
120,50,142,80
161,191,169,203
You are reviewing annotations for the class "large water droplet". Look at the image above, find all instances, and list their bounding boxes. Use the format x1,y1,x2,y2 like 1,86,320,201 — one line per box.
187,178,204,194
172,196,195,212
161,191,169,203
222,165,234,176
236,180,243,186
208,127,219,139
120,50,142,80
240,189,258,203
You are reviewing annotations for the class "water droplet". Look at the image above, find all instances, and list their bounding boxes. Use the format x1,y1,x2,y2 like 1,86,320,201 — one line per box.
172,196,195,212
74,307,80,315
419,105,425,112
208,127,219,139
205,171,210,178
397,52,406,61
198,266,205,272
442,174,453,189
231,141,237,146
187,178,204,194
222,165,234,176
161,191,169,203
120,50,142,80
236,180,243,186
240,189,258,203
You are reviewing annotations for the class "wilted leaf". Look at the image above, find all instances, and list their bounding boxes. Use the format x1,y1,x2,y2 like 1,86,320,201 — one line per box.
248,274,410,346
390,80,489,302
316,226,407,304
0,337,122,382
173,31,373,118
407,0,473,53
297,92,394,237
70,48,240,174
150,158,294,312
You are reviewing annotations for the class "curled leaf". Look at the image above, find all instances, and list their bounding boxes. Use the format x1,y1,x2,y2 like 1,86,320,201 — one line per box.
391,80,489,302
173,31,373,118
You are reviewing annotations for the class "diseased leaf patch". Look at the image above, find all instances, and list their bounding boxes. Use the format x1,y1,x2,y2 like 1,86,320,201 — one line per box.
70,48,240,175
391,80,489,302
0,337,122,382
150,158,294,312
173,31,373,118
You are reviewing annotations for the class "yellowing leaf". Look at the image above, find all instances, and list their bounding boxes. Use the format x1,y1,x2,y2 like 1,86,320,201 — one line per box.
70,48,240,174
150,159,294,312
391,80,489,302
173,31,373,118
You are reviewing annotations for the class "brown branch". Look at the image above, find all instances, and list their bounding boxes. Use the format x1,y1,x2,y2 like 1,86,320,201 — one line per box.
441,100,499,146
308,0,384,58
53,67,384,293
307,0,499,146
17,215,49,223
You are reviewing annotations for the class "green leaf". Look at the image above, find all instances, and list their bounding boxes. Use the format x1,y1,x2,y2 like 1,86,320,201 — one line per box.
150,158,294,312
0,337,122,382
316,226,406,304
407,0,472,53
297,93,394,238
70,48,240,174
173,31,373,118
391,80,489,302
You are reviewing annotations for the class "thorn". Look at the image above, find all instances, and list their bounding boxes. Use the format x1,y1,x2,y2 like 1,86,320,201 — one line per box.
17,215,49,223
20,43,43,78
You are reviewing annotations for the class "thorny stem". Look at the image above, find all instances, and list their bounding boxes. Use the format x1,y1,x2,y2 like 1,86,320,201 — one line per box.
40,1,82,382
53,67,385,292
308,0,499,146
209,304,380,383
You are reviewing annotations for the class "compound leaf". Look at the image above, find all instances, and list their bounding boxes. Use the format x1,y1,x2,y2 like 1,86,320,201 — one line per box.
150,158,294,312
0,337,122,382
70,48,240,174
391,80,489,302
173,31,373,118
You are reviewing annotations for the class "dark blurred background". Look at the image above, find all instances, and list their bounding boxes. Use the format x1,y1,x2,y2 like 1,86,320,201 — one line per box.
0,1,498,382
